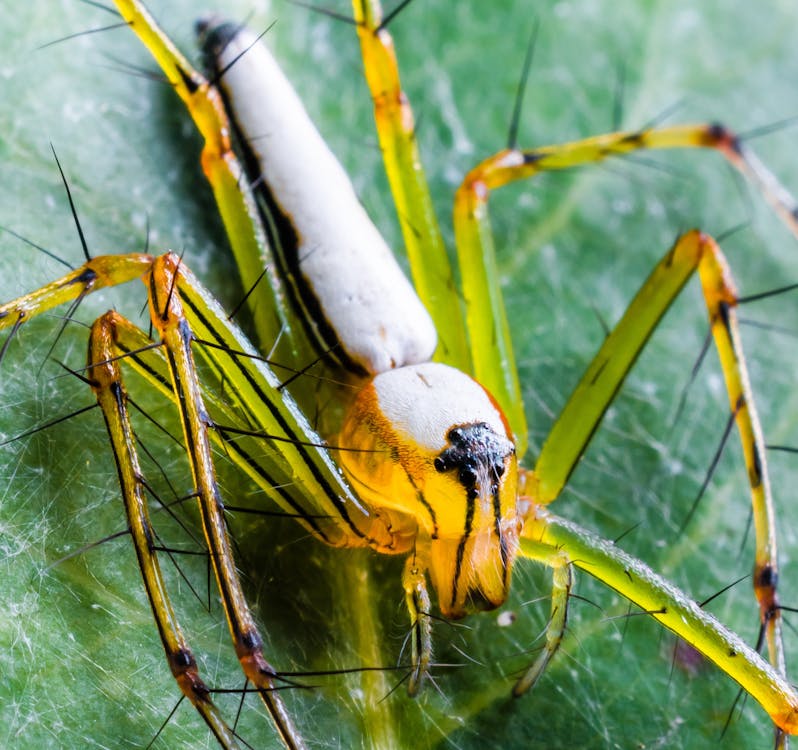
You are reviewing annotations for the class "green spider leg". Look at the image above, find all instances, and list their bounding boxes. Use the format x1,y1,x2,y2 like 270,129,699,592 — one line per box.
351,0,470,373
87,309,245,750
521,508,798,735
514,230,792,736
1,254,320,749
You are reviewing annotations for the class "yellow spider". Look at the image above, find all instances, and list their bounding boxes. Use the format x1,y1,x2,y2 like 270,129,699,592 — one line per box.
2,2,798,749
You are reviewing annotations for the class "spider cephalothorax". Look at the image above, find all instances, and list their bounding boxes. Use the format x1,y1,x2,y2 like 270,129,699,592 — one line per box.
340,362,520,617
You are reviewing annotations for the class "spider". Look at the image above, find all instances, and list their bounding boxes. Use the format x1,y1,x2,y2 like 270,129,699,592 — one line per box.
3,1,798,748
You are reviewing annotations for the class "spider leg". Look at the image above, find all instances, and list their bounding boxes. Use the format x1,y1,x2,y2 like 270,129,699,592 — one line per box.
0,252,306,746
521,231,785,730
144,254,310,747
402,547,433,695
352,0,470,371
83,256,308,748
454,124,798,456
520,507,798,735
88,310,243,750
511,544,572,697
0,253,152,329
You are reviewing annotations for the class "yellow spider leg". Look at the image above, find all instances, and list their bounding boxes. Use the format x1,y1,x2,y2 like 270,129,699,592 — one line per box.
454,174,527,456
521,506,798,736
528,230,785,723
699,241,784,680
402,549,433,696
0,253,152,326
457,124,797,232
88,311,242,750
454,123,798,459
351,0,470,371
112,0,293,358
510,544,571,697
146,254,305,750
0,253,306,748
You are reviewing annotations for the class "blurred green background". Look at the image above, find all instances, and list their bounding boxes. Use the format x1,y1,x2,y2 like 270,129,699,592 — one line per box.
3,1,798,748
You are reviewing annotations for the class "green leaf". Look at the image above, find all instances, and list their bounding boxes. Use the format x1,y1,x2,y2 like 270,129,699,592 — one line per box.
2,2,798,749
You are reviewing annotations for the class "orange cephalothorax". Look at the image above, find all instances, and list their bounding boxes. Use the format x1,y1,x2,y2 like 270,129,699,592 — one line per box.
338,362,520,618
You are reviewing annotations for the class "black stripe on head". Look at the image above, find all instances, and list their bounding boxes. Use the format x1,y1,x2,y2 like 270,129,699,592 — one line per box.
434,422,514,611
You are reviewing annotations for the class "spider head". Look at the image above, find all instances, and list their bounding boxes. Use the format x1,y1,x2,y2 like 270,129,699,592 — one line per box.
339,361,521,619
427,422,520,617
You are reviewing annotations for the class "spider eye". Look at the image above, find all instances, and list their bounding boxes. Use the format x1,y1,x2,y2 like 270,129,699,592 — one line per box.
459,466,477,486
448,427,464,442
